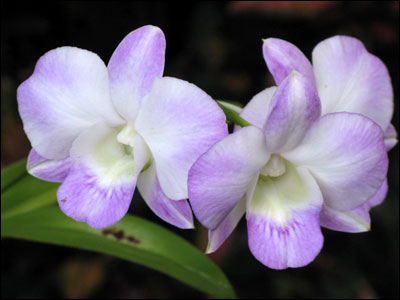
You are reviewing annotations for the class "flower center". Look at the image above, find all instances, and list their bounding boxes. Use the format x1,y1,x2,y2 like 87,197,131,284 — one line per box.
260,154,286,177
115,124,152,173
250,159,309,226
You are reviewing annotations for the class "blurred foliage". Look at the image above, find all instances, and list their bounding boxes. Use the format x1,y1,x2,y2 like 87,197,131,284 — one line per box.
1,1,399,298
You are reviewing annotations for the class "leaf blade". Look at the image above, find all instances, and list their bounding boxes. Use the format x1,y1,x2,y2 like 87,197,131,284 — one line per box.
1,159,27,192
1,161,236,298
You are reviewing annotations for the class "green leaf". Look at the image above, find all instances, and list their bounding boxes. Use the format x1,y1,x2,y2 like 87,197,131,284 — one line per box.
1,161,236,299
217,100,251,127
1,158,28,192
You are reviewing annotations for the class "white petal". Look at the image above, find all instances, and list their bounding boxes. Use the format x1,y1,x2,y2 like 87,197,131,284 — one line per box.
283,112,388,211
312,36,393,131
135,76,228,200
108,25,166,122
17,47,124,160
237,87,277,130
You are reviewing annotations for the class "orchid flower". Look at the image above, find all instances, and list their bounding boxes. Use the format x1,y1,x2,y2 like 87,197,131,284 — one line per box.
18,25,227,229
188,40,391,268
262,36,396,233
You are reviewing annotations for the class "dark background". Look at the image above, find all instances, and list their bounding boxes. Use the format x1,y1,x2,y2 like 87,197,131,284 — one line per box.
1,1,399,298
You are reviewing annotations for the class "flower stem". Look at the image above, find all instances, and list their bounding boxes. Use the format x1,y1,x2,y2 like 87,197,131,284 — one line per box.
216,100,251,127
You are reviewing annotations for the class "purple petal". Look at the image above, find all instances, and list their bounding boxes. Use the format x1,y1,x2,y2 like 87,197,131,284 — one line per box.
320,179,388,233
207,197,246,254
188,126,269,230
27,149,71,182
263,38,315,86
108,25,166,122
312,36,393,131
58,162,135,228
17,47,124,160
247,166,323,269
137,163,194,229
263,71,321,153
247,209,323,269
58,122,137,228
283,112,388,211
135,76,228,200
384,123,397,151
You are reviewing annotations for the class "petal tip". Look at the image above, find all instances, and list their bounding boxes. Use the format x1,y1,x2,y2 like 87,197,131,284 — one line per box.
177,219,195,230
262,37,281,46
205,244,215,255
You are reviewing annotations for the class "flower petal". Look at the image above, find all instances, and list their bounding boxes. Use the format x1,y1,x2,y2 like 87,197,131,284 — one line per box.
263,38,315,85
108,25,166,122
188,126,269,230
384,124,398,151
235,86,277,130
206,197,246,254
135,76,228,200
133,134,151,178
57,122,136,228
312,36,393,131
137,162,194,229
263,71,321,153
319,179,388,233
283,112,388,211
27,148,71,182
247,164,323,269
17,47,124,160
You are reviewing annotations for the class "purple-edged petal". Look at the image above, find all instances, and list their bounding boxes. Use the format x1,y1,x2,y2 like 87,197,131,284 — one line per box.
247,165,323,269
108,25,166,122
137,162,194,229
312,35,393,131
27,148,71,182
320,179,388,233
384,124,398,151
17,47,124,160
57,122,138,228
206,197,246,254
234,86,277,131
134,76,228,200
366,179,389,208
283,112,388,211
263,38,315,86
188,126,269,230
263,71,321,153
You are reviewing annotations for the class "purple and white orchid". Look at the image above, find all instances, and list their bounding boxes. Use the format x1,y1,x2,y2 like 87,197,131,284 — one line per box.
18,25,228,229
188,36,393,269
262,36,396,232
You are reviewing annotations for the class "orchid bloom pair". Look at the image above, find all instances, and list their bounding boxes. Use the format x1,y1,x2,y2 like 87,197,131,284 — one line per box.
188,36,396,269
18,25,395,269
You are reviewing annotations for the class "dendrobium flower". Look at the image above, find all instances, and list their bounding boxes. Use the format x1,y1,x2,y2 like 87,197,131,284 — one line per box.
188,36,392,269
18,25,227,229
262,36,396,232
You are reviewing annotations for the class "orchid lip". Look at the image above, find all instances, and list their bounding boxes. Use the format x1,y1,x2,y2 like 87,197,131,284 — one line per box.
250,160,317,226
